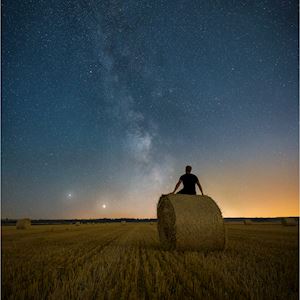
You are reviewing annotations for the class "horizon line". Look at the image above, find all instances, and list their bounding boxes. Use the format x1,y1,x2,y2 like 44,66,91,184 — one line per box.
2,216,300,221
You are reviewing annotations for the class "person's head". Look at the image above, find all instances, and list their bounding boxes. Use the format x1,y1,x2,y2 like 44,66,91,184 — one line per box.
185,165,192,174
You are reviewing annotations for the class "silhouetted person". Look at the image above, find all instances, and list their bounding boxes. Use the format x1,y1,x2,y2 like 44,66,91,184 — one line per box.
172,165,204,195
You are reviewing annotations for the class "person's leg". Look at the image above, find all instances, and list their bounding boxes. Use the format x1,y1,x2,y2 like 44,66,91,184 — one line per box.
177,189,185,194
183,191,196,195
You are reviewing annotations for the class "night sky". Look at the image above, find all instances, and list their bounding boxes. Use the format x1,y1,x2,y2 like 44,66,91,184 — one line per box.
2,1,299,219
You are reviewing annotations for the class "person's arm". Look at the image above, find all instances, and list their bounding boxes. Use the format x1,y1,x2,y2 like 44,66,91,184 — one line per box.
172,180,182,194
196,180,204,195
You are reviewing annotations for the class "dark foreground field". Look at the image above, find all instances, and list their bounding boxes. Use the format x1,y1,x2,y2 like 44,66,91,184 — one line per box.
2,223,298,299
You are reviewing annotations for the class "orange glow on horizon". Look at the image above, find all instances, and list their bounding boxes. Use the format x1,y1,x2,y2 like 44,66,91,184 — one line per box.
65,155,299,219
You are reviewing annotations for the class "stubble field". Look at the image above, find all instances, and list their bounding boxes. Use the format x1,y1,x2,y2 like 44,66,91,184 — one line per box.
2,223,298,299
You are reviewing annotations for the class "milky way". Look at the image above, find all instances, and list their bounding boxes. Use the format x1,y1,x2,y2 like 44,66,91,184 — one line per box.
2,1,298,218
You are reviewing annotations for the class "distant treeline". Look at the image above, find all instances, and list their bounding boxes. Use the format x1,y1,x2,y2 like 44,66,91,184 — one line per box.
224,217,299,223
1,217,299,226
1,218,157,226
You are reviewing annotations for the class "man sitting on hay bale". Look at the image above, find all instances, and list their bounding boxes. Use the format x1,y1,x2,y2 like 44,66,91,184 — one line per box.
171,165,204,195
158,166,226,251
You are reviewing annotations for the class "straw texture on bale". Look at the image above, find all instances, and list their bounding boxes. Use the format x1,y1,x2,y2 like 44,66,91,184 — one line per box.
243,219,253,225
157,194,226,251
281,218,297,226
75,222,80,226
16,218,31,229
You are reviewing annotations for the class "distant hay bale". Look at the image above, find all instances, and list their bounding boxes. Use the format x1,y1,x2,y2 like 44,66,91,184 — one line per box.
150,222,154,225
75,222,80,226
16,218,31,229
121,221,126,225
243,219,253,225
157,194,226,251
281,218,297,226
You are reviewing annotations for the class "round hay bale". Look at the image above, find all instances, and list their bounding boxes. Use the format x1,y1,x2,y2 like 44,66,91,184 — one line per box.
157,194,226,251
121,221,126,225
281,218,297,226
16,218,31,229
75,222,80,226
243,219,253,225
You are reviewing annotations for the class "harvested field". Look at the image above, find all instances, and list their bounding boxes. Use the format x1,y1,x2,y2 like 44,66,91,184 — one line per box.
2,223,298,299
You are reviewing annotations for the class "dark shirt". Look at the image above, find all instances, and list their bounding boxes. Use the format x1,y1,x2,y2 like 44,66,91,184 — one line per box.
178,173,199,195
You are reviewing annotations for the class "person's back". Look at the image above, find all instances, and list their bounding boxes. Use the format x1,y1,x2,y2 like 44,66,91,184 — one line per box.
171,165,204,195
178,173,198,195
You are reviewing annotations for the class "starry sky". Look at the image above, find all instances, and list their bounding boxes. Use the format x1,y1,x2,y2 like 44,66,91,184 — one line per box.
2,0,299,219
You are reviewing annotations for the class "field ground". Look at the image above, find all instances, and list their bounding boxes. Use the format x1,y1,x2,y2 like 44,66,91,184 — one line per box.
2,223,299,300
